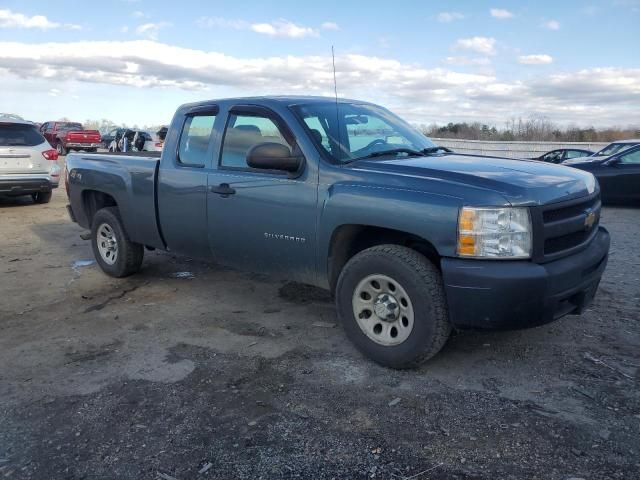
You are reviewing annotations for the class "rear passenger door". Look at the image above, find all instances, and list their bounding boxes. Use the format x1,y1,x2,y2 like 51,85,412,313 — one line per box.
157,107,220,257
206,105,318,283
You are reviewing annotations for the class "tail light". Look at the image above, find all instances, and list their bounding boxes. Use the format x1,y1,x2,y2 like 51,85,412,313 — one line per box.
155,142,164,148
42,149,59,161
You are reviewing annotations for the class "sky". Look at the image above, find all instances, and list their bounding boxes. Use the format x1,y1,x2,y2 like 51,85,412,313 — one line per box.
0,0,638,129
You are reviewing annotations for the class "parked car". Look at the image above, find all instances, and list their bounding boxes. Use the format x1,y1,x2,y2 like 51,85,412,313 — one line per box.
107,129,164,152
589,139,640,158
0,119,60,203
65,96,609,368
563,144,640,204
532,148,594,164
138,131,164,152
101,127,125,149
40,122,102,155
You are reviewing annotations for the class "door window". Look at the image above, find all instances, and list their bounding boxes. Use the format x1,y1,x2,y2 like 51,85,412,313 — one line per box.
619,149,640,165
565,150,587,159
177,114,216,166
542,151,563,162
220,113,290,169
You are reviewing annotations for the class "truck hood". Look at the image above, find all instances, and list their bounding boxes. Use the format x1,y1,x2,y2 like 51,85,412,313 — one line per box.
351,153,597,206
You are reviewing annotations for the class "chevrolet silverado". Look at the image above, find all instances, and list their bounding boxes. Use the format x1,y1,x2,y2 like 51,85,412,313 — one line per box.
65,97,610,368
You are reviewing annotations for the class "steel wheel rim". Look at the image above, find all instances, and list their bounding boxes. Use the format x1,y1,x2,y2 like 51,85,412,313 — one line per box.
352,273,414,346
96,223,118,265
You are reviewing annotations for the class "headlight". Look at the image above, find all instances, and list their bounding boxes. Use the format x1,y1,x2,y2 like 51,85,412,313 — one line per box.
457,207,532,259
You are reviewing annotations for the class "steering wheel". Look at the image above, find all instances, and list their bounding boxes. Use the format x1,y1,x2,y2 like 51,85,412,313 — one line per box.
352,138,388,156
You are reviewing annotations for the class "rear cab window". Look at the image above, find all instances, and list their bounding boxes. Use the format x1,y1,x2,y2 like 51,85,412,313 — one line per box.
177,113,217,166
0,123,46,146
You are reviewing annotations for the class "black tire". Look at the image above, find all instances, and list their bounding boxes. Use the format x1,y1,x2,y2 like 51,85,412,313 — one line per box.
86,148,97,153
336,245,451,369
91,207,144,277
32,191,52,204
56,142,70,156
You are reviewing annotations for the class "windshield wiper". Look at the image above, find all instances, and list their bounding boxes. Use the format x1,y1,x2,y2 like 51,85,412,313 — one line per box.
349,148,425,162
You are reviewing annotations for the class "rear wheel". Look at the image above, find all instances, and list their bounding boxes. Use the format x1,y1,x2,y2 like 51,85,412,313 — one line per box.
32,191,52,204
91,207,144,277
336,245,451,369
56,142,69,156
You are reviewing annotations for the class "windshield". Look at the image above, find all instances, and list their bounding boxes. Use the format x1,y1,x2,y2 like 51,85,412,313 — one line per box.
596,142,638,156
0,124,46,146
292,102,437,163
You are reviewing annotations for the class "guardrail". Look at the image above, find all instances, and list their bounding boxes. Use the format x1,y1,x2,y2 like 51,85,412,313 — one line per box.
431,138,608,159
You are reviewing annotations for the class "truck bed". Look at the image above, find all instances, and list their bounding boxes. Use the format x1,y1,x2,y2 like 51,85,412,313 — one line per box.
65,152,164,249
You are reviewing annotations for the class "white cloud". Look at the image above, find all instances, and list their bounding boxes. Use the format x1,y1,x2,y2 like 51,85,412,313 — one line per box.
0,9,80,30
437,12,465,23
198,17,320,38
132,11,147,19
48,88,61,97
445,56,491,66
321,21,339,30
135,22,170,40
251,19,318,38
453,37,497,55
0,40,637,127
542,19,560,30
196,17,248,29
490,8,514,19
518,54,554,65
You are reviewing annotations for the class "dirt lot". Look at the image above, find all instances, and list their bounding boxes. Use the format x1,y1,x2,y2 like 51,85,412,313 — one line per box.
0,173,639,479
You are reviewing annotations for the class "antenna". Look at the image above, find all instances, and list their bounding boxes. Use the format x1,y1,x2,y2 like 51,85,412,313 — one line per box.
331,45,339,105
331,45,341,157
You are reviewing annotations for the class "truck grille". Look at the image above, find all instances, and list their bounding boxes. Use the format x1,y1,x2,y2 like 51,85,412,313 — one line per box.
533,193,601,262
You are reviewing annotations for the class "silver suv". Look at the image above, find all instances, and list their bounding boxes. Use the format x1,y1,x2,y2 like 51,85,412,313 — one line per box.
0,119,61,203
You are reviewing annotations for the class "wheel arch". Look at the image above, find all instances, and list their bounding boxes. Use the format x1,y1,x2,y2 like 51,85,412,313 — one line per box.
327,224,441,293
81,189,118,227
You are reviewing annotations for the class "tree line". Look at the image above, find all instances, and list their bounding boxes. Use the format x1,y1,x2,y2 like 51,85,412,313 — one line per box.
421,116,639,142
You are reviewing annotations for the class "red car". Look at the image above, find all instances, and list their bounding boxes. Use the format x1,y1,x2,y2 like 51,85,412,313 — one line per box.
40,121,102,155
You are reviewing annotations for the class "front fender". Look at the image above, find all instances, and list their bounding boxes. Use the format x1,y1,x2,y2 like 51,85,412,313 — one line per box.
317,182,461,287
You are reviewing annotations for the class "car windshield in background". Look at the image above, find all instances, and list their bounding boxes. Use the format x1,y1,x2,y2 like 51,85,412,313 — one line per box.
0,124,45,146
292,102,437,163
596,142,638,156
58,123,83,132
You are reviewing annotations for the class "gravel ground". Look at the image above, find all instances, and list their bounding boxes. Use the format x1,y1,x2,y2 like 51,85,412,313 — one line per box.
0,176,638,479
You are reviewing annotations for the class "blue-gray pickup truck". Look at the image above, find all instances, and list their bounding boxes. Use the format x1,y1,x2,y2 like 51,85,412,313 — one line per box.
66,96,610,368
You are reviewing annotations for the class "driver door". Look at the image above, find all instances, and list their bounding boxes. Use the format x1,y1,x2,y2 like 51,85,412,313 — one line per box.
602,148,640,202
206,106,318,284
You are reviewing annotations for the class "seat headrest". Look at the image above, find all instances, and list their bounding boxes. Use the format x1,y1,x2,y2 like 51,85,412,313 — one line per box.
235,124,262,135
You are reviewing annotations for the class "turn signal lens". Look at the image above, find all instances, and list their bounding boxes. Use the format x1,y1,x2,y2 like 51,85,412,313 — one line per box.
457,207,532,259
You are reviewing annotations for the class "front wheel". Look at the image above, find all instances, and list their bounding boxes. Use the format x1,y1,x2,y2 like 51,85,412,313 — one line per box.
336,245,451,369
91,207,144,277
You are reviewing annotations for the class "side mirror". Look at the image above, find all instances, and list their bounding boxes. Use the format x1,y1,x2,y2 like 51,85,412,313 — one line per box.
247,142,303,173
605,157,621,166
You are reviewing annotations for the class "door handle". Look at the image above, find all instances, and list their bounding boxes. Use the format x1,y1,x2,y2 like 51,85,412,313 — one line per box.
209,183,236,197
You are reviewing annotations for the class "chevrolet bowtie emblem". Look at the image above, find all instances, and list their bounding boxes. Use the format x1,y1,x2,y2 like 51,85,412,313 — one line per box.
584,211,597,230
